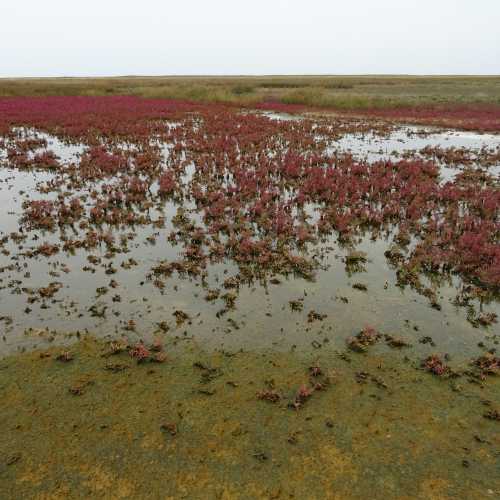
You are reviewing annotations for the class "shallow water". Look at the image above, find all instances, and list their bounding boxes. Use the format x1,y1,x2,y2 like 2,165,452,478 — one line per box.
329,127,500,182
0,120,498,360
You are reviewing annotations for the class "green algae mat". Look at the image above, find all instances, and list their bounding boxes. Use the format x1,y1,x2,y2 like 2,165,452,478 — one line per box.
0,337,498,499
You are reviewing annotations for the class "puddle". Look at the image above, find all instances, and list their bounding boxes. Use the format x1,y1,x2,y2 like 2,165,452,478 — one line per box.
257,110,303,121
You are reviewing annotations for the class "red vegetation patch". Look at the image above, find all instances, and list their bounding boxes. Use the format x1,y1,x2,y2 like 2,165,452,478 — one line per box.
349,104,500,132
0,96,498,323
422,355,451,377
347,326,382,352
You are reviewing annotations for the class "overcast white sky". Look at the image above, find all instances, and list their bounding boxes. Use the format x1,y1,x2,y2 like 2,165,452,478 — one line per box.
1,0,499,77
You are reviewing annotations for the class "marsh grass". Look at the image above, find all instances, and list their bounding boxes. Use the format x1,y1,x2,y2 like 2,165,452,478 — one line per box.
1,75,499,110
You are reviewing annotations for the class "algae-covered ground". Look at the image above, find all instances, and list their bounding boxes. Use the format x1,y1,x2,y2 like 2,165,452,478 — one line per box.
0,336,499,499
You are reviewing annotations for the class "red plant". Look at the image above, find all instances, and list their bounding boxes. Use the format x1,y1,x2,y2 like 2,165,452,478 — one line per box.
422,355,450,376
158,171,176,196
129,343,151,362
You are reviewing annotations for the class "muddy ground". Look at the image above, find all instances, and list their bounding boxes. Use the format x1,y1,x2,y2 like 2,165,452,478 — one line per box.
0,336,499,499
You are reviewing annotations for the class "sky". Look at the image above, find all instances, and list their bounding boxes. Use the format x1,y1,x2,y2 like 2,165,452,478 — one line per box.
1,0,499,77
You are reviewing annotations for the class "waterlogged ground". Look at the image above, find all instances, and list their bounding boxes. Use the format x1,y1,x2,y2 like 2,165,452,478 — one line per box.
0,97,499,498
0,337,499,499
0,117,499,357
